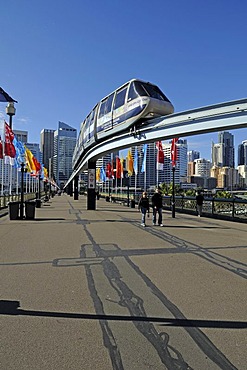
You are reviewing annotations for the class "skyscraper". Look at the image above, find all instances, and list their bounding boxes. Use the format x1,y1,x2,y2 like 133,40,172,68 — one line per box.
53,122,77,187
187,150,200,162
40,129,55,172
238,140,247,166
218,131,235,167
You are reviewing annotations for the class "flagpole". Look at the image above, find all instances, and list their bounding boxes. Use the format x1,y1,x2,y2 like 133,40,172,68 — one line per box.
172,166,175,218
9,164,13,194
16,167,18,195
1,159,3,195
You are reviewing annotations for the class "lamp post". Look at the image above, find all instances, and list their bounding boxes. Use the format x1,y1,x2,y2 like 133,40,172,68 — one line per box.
6,102,16,195
20,162,25,219
6,102,16,129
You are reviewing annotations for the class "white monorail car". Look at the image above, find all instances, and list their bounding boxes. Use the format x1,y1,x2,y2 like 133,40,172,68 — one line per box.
74,79,174,165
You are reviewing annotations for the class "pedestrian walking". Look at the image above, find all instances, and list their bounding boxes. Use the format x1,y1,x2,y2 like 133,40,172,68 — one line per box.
196,191,204,217
138,191,150,227
151,188,164,226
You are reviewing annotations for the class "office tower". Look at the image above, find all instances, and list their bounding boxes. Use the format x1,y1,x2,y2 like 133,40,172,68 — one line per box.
187,150,200,162
194,158,211,177
40,129,55,171
163,139,188,185
211,141,224,167
238,140,247,166
187,161,195,177
53,122,77,187
13,129,28,143
218,131,234,167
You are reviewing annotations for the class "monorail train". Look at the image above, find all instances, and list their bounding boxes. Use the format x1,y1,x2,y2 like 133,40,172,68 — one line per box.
72,79,174,168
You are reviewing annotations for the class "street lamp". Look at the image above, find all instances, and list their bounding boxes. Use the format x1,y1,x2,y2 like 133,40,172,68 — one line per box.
6,102,16,129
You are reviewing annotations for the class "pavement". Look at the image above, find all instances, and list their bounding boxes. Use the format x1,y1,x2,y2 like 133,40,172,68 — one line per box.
0,194,246,370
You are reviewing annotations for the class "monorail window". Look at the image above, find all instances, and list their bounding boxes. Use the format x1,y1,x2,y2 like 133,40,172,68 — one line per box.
127,82,140,101
105,93,114,114
99,100,106,118
114,87,127,109
142,83,170,101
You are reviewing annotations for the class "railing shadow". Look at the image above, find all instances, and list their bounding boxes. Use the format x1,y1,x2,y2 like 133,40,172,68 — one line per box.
1,300,246,329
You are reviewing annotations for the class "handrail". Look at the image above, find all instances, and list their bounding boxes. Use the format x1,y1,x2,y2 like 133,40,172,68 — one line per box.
98,193,247,223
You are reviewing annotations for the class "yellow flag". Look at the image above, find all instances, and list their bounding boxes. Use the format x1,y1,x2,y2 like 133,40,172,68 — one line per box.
120,157,124,178
126,149,133,176
25,146,36,172
96,168,100,181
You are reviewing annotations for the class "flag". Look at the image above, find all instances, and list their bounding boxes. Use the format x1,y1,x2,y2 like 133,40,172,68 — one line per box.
96,168,100,181
156,141,164,170
0,87,17,102
106,162,113,179
120,156,124,178
126,149,133,176
32,156,41,174
4,122,16,165
25,146,36,173
13,137,25,168
116,157,121,179
43,166,48,181
100,166,106,182
141,144,147,173
134,147,138,175
171,138,179,167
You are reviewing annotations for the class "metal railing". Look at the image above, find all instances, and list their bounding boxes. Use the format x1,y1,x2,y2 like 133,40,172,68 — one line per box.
99,193,247,223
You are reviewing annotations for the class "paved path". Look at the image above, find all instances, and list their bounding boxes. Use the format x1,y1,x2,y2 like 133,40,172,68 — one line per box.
0,194,246,370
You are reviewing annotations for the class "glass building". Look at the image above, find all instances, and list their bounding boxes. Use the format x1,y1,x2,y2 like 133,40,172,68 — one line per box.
53,121,77,188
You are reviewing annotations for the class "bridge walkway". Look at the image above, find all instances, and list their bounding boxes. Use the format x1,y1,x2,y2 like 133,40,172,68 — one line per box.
1,194,246,370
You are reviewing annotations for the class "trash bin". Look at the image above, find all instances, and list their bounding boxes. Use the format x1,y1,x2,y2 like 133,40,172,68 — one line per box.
130,199,135,208
105,196,110,202
8,201,20,220
36,199,42,208
25,201,36,220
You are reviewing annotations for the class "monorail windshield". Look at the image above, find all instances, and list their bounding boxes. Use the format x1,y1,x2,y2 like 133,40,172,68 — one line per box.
128,81,170,102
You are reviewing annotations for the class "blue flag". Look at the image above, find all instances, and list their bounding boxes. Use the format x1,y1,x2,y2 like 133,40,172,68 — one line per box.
0,87,17,102
13,137,25,168
134,147,138,175
100,166,106,182
141,144,147,173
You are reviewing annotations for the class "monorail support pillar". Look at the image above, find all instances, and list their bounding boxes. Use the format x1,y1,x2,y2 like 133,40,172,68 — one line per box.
68,182,73,196
74,176,79,200
87,160,96,210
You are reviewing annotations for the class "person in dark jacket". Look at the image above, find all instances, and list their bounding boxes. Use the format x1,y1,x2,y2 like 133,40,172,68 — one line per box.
196,191,204,217
151,188,164,226
138,191,150,227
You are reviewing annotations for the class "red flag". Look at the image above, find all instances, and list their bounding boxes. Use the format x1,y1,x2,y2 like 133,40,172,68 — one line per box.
171,138,179,167
116,157,121,179
4,122,16,162
32,156,41,173
106,162,113,179
156,141,164,170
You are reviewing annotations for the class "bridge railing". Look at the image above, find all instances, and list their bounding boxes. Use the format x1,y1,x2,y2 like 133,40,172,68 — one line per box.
99,193,247,223
162,195,247,222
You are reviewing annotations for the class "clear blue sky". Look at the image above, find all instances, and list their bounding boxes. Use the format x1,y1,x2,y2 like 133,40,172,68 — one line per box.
1,0,246,164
